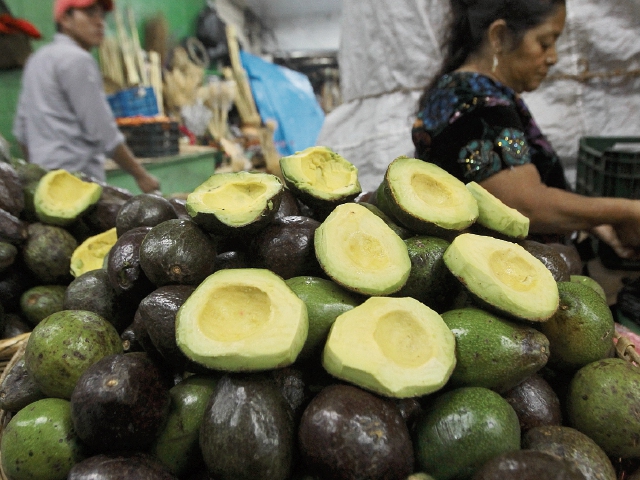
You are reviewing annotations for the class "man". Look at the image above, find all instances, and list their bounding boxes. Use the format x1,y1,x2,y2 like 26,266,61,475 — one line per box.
13,0,160,193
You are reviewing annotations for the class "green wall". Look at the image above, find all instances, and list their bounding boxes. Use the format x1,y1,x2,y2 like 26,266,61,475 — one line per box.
0,0,208,157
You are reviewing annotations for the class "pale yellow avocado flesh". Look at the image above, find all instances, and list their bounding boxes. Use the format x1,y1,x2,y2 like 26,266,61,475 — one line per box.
34,169,102,226
70,227,117,277
280,146,360,199
323,296,457,398
388,158,478,230
443,233,559,321
186,171,283,226
466,181,530,238
314,203,411,296
175,268,308,371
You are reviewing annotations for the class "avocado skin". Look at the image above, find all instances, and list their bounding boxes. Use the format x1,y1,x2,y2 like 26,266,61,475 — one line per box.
0,241,18,272
441,307,550,393
68,453,178,480
20,284,67,326
520,240,571,282
250,215,323,280
274,187,302,221
0,208,28,244
0,357,46,412
151,375,218,477
139,219,217,287
2,313,31,338
472,450,587,480
200,374,295,480
522,425,616,480
413,387,521,480
137,285,196,366
298,384,414,480
84,185,132,234
115,193,178,237
540,281,615,372
359,202,414,240
23,223,77,284
502,373,562,432
393,236,460,313
107,226,155,301
567,358,640,459
0,161,25,216
70,352,171,453
64,269,136,333
0,262,35,311
213,250,251,271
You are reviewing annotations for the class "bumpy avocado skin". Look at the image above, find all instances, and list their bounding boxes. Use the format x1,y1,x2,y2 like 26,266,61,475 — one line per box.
20,284,67,326
0,161,25,216
298,384,414,480
68,453,177,480
70,352,171,453
0,398,86,480
441,307,550,393
472,450,587,480
393,236,460,313
413,387,521,480
540,281,615,372
22,223,77,284
107,226,154,301
139,219,217,287
200,374,295,480
0,241,18,272
522,425,617,480
115,193,178,237
0,357,46,412
567,358,640,459
0,208,28,245
502,373,562,432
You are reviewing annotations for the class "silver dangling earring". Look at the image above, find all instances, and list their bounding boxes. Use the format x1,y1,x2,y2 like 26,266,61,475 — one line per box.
492,54,499,73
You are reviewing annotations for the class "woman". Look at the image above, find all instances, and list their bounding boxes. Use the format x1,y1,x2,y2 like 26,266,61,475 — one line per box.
412,0,640,258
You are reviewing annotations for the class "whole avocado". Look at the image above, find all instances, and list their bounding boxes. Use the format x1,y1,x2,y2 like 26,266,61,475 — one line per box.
22,222,78,284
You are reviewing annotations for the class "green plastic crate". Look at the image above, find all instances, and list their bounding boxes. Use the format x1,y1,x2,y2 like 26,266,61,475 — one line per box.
575,136,640,199
575,137,640,270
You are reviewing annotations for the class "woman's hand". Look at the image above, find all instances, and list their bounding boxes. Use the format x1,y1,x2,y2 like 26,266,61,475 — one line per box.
590,224,639,259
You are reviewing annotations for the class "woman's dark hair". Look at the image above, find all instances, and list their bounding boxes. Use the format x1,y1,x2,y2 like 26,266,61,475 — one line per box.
419,0,565,109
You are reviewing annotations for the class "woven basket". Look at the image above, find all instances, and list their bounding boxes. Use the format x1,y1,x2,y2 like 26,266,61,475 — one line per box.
0,332,30,480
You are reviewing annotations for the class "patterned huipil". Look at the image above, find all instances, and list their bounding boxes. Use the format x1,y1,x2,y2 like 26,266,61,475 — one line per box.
412,71,569,192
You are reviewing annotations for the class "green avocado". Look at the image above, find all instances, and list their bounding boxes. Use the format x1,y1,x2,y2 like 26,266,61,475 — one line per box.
115,193,178,237
14,162,47,223
139,219,217,287
522,425,617,480
0,241,18,272
24,309,124,399
314,202,411,296
298,383,414,479
378,156,478,236
441,307,550,393
359,202,414,239
539,281,615,372
22,223,78,284
279,146,362,218
570,274,607,301
200,374,296,480
285,276,362,361
567,358,640,459
151,374,218,476
186,171,284,236
20,284,67,326
393,235,461,312
0,398,86,480
413,386,521,480
443,233,559,322
466,181,529,239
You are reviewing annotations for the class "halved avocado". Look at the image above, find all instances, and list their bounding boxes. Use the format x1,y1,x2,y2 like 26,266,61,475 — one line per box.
443,233,559,322
175,268,308,371
379,157,478,235
323,296,456,398
279,146,361,217
314,202,411,296
186,171,283,236
34,169,102,226
466,181,529,239
70,227,117,277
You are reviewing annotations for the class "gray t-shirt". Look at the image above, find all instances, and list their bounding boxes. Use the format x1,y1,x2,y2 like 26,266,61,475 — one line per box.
13,33,124,182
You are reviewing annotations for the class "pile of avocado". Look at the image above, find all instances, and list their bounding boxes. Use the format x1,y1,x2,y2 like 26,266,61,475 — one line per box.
0,148,639,480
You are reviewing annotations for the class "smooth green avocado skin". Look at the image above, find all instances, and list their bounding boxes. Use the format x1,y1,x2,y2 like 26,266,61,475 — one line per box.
0,398,86,480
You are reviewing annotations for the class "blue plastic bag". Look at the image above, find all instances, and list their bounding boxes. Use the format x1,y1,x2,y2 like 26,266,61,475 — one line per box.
240,51,325,156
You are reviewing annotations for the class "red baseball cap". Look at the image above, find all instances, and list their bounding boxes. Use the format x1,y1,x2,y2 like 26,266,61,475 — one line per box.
54,0,114,22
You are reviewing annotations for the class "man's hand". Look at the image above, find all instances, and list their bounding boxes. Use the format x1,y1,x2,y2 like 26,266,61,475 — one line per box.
135,172,160,194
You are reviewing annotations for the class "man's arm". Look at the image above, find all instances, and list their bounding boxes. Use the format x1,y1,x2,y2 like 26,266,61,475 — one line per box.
110,142,160,193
